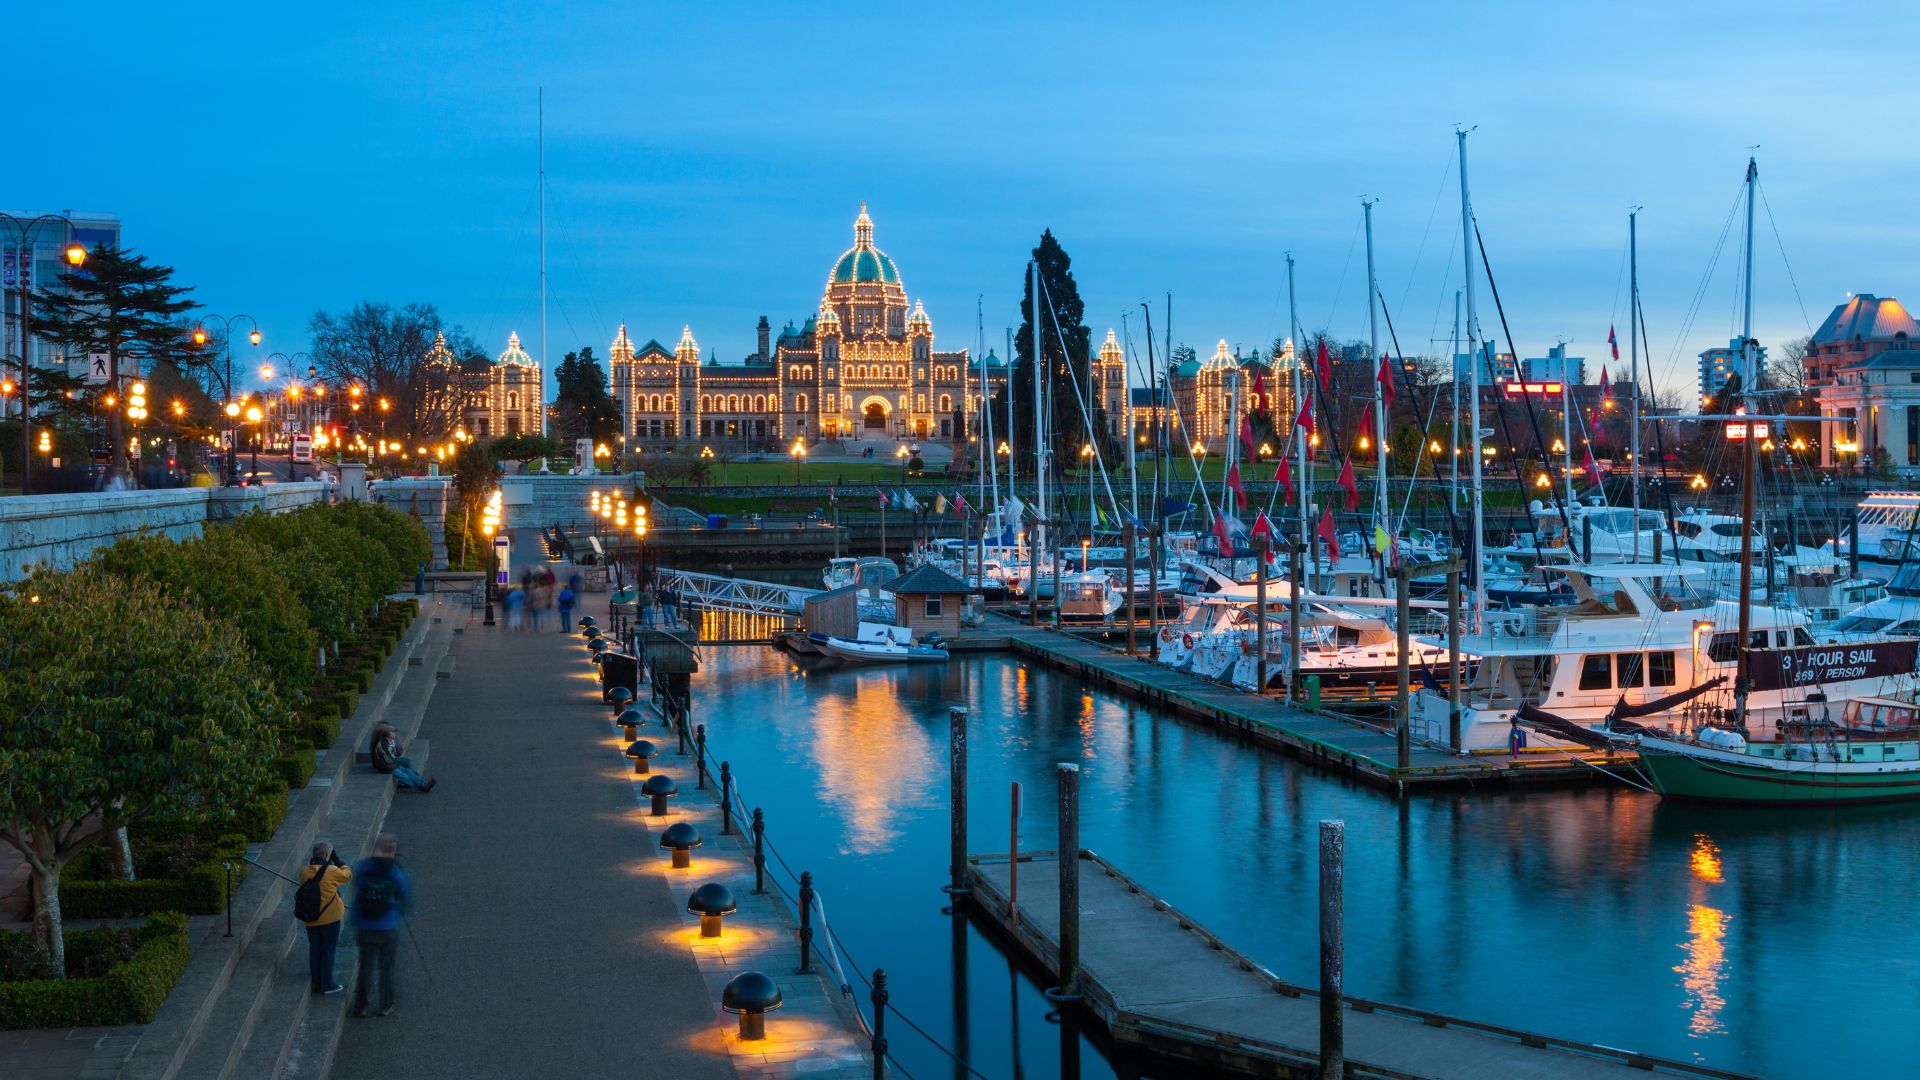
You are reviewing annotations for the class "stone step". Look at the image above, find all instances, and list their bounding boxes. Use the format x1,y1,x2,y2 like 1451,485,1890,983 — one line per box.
123,599,453,1080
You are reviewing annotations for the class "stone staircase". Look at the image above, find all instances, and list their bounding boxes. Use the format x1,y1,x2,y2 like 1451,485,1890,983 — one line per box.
121,598,456,1080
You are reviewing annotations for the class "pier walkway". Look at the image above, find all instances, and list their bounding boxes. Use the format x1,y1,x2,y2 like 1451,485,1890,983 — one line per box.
995,619,1626,788
967,851,1751,1080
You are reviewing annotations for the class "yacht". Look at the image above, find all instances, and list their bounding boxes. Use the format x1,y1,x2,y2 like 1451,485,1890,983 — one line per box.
1414,563,1920,752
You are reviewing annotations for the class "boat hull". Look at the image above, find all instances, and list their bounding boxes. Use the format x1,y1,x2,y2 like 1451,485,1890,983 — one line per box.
1638,744,1920,805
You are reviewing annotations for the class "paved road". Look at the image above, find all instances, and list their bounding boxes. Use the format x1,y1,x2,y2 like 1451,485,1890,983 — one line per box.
328,600,734,1080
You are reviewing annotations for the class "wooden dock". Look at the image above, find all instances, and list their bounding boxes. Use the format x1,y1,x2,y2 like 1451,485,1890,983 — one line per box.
967,851,1751,1080
995,619,1630,789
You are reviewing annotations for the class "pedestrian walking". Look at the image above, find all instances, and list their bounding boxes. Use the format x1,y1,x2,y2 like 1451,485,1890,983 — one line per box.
503,586,526,631
296,841,352,995
556,585,576,632
350,833,414,1019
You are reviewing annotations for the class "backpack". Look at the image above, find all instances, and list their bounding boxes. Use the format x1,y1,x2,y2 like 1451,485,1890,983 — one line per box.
294,865,334,923
357,865,400,921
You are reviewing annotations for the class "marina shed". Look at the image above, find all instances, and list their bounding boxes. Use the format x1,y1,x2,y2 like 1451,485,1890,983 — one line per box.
802,585,860,639
889,564,971,639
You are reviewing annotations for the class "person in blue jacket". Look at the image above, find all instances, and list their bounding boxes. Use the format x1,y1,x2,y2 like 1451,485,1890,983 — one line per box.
349,833,415,1018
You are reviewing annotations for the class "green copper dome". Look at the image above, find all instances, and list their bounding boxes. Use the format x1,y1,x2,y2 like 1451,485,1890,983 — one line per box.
831,247,899,285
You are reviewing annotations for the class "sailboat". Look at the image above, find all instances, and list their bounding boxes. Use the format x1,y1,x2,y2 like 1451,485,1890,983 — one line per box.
1552,159,1920,801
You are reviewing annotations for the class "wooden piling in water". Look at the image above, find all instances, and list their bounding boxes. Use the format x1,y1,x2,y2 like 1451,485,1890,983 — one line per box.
1319,820,1344,1080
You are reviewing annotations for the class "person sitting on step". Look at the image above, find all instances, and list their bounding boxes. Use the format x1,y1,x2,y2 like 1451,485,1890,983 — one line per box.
369,721,436,792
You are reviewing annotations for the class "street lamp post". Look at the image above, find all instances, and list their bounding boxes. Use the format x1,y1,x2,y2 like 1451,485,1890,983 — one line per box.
191,313,261,485
1,213,86,492
245,404,263,481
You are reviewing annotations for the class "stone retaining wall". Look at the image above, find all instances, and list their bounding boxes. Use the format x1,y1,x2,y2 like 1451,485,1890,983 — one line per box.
0,483,326,582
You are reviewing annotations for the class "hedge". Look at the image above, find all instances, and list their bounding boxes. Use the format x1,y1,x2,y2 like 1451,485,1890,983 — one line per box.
234,785,290,843
292,716,338,752
273,750,317,789
63,833,249,918
0,913,191,1028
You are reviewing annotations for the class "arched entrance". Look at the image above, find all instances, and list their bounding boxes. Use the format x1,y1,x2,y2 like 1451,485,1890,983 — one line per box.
861,397,890,431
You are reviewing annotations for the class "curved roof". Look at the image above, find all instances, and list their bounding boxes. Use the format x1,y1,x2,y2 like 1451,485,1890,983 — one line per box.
1813,294,1919,345
496,331,536,368
827,203,901,286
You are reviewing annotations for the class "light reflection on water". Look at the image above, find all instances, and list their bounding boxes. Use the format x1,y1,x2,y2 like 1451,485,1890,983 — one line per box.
693,646,1920,1080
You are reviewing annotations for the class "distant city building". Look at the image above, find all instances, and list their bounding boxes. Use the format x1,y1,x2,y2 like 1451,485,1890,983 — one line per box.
1455,348,1519,384
1809,294,1920,472
1,209,122,393
1522,344,1585,386
1697,338,1766,403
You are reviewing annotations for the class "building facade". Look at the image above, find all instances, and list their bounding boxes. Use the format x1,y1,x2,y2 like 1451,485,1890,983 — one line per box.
1809,294,1920,472
1697,337,1766,403
610,206,1001,447
420,330,545,440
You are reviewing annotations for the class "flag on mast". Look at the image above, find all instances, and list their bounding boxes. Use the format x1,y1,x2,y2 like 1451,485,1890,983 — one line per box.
1608,324,1620,361
1296,399,1314,438
1337,456,1359,512
1317,506,1338,562
1226,462,1246,511
1212,510,1236,558
1274,453,1293,502
1377,353,1396,411
1315,340,1332,391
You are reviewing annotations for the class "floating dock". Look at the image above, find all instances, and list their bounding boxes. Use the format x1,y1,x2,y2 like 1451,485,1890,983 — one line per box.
966,851,1751,1080
995,619,1631,789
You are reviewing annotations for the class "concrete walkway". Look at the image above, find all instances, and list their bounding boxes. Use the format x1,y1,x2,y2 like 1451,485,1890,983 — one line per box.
327,606,736,1080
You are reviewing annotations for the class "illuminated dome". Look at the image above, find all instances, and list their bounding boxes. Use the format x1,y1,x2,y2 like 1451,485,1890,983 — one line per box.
497,331,536,368
829,204,900,286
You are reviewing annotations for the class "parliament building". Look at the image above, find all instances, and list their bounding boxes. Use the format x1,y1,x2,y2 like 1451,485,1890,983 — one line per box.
608,205,1006,447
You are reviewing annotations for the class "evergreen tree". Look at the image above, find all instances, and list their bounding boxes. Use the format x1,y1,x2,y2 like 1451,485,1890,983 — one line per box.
1008,230,1092,480
31,245,196,483
551,346,621,445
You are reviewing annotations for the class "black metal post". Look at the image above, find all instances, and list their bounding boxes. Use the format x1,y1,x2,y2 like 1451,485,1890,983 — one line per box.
676,703,688,755
795,871,814,975
751,808,766,895
695,724,708,789
719,761,734,835
870,969,889,1080
224,861,234,937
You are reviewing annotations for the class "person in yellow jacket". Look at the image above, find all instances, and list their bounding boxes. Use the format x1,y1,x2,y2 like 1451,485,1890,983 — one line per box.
298,840,353,995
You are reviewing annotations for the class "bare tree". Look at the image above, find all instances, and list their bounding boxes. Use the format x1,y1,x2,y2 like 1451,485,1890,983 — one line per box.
307,302,444,436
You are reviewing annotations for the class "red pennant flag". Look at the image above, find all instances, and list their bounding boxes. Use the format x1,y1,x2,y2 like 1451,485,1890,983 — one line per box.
1227,462,1246,511
1213,511,1236,558
1252,371,1268,408
1317,506,1338,563
1378,353,1396,411
1296,399,1314,437
1252,510,1273,543
1315,340,1332,391
1608,325,1619,361
1274,453,1293,502
1337,456,1359,512
1582,447,1604,489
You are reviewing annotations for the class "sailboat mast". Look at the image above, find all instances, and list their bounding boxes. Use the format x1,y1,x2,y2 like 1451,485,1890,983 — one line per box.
1450,291,1461,503
1124,316,1138,522
1629,210,1642,561
1458,129,1487,626
539,87,547,439
1734,157,1760,727
1032,260,1047,558
1562,350,1574,511
1288,255,1307,552
1006,326,1016,508
1364,199,1386,533
979,295,994,514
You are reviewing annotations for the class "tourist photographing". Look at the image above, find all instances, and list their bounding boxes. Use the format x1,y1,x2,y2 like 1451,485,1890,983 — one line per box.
295,840,352,995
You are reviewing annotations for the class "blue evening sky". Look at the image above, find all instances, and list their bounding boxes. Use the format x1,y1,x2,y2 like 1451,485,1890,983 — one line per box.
19,2,1918,399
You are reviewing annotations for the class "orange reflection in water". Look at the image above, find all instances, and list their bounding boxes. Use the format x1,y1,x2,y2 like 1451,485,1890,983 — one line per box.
801,670,937,855
1674,902,1729,1037
1689,834,1724,883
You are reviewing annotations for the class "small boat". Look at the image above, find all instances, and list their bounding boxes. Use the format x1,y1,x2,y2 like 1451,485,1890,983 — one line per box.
1620,697,1920,805
816,632,949,664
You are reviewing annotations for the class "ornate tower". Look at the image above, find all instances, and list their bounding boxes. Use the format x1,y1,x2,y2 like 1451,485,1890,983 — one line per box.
1097,329,1125,438
609,324,636,437
675,326,700,438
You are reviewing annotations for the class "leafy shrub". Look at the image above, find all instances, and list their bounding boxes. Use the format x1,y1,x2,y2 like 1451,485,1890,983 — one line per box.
0,913,190,1028
293,716,338,751
65,830,250,918
274,750,317,788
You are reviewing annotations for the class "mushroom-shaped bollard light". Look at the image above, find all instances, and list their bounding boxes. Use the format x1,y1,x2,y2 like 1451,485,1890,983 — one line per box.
579,616,597,633
618,708,645,739
588,636,608,657
625,739,659,775
661,822,702,869
721,970,782,1040
688,881,735,936
608,685,633,715
641,773,677,816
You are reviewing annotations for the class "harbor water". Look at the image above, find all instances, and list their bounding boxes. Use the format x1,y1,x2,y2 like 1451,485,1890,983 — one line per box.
689,644,1920,1079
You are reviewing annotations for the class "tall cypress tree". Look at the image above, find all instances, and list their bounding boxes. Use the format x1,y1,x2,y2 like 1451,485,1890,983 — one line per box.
551,346,621,446
32,245,195,483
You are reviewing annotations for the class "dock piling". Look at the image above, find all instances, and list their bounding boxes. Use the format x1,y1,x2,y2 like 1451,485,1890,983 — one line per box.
796,871,814,975
751,808,766,895
719,761,734,835
695,723,708,788
948,706,971,898
1009,781,1022,920
870,969,889,1080
1052,762,1083,1002
1319,819,1345,1080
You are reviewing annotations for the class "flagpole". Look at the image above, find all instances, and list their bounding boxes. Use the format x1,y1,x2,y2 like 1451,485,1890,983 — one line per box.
1451,290,1461,509
1288,254,1306,557
1563,354,1574,512
1123,315,1138,527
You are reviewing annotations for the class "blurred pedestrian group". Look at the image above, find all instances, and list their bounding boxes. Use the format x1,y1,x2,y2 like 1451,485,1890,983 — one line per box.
501,566,560,631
